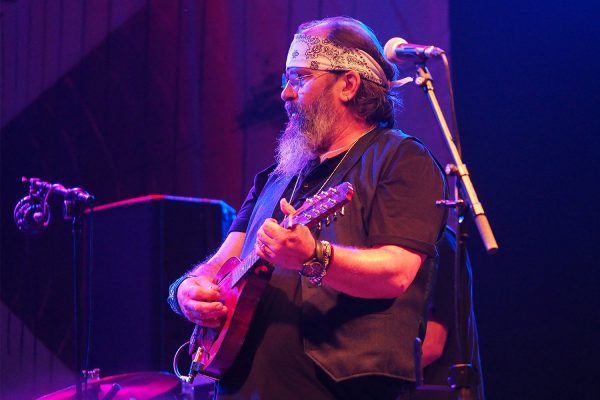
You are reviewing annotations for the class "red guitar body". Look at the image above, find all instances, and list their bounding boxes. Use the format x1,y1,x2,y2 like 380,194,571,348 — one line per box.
193,256,272,378
186,182,353,380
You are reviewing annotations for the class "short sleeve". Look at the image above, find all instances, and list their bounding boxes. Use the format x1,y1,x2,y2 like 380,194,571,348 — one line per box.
366,138,447,257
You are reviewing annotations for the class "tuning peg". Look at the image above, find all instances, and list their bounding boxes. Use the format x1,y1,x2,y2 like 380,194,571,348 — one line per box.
317,222,323,231
340,206,345,216
325,216,331,226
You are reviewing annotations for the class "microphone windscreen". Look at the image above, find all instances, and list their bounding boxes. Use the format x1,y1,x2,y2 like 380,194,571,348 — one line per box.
384,37,408,62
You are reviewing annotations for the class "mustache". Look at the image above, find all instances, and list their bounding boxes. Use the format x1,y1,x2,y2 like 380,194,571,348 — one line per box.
285,102,294,117
285,101,302,119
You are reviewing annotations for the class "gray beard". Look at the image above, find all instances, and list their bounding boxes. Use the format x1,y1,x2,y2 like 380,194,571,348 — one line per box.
273,91,339,179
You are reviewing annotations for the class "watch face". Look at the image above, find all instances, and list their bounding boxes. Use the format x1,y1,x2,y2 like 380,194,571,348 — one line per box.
301,261,324,278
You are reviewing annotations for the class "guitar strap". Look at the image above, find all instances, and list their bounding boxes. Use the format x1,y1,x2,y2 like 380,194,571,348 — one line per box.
318,126,383,190
239,127,385,260
239,173,293,259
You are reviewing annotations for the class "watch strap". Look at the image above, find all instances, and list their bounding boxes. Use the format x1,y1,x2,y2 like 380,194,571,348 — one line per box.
300,240,332,287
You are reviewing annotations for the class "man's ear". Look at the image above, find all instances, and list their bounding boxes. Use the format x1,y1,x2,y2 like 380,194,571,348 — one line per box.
338,70,361,102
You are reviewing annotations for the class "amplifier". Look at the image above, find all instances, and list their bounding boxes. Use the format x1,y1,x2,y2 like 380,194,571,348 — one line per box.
89,195,235,375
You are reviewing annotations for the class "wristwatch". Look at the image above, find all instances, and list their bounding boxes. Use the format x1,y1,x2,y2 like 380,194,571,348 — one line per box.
300,240,332,287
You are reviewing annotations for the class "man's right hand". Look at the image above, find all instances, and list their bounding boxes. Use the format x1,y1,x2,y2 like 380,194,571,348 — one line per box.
177,275,228,328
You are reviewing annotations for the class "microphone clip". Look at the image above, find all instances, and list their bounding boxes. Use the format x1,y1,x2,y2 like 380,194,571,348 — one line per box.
14,177,95,235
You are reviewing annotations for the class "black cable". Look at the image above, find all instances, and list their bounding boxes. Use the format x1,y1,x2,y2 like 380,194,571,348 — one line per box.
72,217,82,398
213,379,219,400
85,209,94,372
441,52,462,157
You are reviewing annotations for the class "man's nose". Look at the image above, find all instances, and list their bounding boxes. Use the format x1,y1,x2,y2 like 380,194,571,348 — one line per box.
281,81,298,102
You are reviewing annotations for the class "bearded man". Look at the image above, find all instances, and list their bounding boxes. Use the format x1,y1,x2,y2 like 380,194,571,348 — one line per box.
168,16,447,400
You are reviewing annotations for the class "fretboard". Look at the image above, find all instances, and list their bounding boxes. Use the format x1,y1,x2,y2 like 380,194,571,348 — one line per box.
231,250,261,286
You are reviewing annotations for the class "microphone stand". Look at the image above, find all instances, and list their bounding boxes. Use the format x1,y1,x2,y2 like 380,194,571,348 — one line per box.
16,178,95,399
413,62,499,400
65,198,88,400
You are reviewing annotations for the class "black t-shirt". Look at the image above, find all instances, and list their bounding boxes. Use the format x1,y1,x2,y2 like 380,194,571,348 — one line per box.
219,132,446,399
231,138,443,258
221,154,362,399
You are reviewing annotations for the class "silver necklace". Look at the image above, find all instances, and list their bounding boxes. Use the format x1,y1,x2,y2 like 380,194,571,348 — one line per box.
288,125,376,204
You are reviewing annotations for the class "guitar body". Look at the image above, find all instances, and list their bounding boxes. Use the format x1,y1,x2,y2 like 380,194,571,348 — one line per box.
193,256,272,378
185,182,353,381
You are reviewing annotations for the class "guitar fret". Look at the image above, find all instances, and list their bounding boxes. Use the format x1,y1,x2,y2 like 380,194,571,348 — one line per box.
231,251,259,287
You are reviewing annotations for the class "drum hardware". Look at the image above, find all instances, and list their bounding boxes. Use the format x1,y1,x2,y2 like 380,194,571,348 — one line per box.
37,371,181,399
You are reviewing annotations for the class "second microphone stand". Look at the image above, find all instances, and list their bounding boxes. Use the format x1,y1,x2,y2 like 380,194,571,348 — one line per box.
18,178,95,399
413,61,498,400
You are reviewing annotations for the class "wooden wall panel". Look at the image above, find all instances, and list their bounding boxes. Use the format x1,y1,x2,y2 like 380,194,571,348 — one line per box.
0,2,451,398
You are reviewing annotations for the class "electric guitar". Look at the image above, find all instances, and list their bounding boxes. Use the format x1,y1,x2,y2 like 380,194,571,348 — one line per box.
185,182,354,382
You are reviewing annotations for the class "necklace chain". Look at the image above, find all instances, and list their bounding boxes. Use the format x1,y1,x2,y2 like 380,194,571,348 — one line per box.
288,125,376,204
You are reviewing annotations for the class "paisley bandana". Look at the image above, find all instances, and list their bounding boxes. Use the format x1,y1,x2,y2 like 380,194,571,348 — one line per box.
286,34,387,87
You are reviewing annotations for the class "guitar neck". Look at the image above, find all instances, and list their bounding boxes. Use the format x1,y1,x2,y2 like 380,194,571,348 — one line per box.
231,251,260,286
229,183,353,287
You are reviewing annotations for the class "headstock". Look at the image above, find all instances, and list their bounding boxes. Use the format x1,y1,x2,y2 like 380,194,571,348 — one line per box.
284,182,353,229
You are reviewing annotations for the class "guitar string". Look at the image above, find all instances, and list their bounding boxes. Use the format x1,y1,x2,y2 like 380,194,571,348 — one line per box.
226,185,337,288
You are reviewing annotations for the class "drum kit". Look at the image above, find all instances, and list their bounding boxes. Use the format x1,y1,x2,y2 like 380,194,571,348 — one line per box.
38,370,214,400
35,331,216,399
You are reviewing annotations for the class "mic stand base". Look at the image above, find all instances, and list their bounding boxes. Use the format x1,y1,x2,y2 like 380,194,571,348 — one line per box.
448,363,480,400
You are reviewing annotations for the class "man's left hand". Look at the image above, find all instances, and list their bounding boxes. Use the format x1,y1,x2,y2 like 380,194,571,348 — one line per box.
255,198,315,270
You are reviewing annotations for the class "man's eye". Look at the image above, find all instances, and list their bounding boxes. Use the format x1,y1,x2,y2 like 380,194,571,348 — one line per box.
290,74,307,82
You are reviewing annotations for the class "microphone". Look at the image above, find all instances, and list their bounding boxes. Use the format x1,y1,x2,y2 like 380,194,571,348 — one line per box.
384,37,445,64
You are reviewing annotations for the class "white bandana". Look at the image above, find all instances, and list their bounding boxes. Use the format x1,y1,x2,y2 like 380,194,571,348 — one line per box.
286,34,387,87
